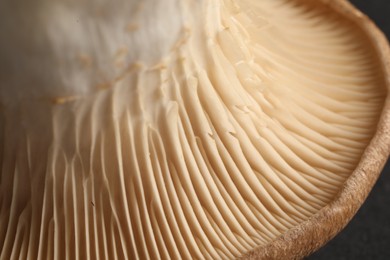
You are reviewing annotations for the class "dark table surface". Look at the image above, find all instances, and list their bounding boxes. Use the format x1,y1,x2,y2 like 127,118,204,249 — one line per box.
309,1,390,259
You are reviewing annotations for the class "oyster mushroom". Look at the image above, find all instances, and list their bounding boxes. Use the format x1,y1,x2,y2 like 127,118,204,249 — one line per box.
0,0,389,259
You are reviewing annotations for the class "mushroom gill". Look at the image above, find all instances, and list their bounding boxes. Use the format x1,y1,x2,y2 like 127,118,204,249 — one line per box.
0,0,389,259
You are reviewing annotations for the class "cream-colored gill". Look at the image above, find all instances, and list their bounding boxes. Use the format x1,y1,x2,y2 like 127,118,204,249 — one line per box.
0,0,386,259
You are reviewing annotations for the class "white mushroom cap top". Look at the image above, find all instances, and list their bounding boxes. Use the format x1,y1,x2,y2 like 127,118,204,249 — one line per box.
0,0,387,259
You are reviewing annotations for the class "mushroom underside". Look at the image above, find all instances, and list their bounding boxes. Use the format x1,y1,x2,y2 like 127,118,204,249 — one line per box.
0,0,388,259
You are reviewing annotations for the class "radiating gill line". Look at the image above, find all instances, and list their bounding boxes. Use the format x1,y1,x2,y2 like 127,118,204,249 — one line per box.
135,123,167,260
195,139,272,244
176,120,247,255
175,74,260,251
249,38,375,78
168,163,228,259
64,156,75,260
257,174,311,220
253,132,342,191
289,94,378,128
198,128,283,242
88,109,109,260
265,106,364,154
287,102,372,141
202,116,293,234
263,27,370,58
198,69,330,230
195,71,287,229
148,129,189,259
258,130,347,186
291,133,360,165
254,31,373,69
97,133,119,260
275,172,327,209
100,132,137,259
118,118,152,260
52,149,66,260
208,121,302,230
154,117,208,259
149,204,171,260
194,128,277,243
249,100,361,167
207,37,342,194
96,190,110,260
260,126,349,181
168,123,237,258
251,50,381,100
160,104,225,258
197,78,301,232
113,116,143,259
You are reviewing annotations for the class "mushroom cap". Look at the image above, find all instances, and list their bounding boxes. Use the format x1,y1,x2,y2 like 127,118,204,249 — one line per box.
0,0,389,259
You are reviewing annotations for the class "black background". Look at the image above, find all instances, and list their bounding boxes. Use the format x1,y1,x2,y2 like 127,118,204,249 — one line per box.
309,1,390,259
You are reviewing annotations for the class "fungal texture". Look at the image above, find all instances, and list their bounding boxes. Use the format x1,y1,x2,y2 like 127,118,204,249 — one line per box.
0,0,386,259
